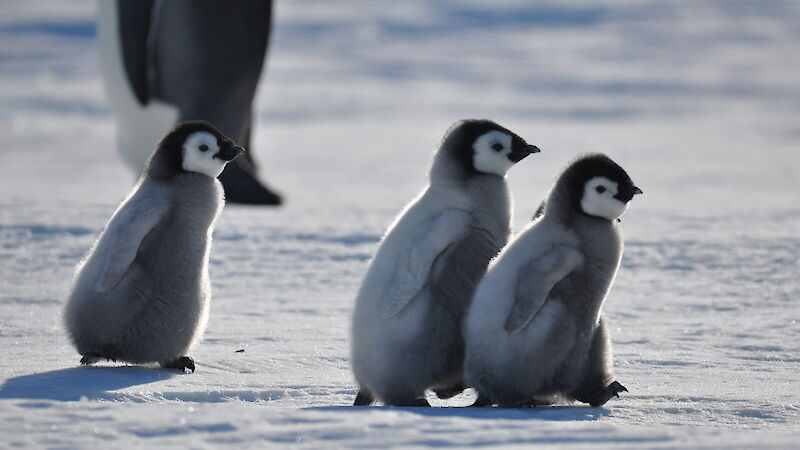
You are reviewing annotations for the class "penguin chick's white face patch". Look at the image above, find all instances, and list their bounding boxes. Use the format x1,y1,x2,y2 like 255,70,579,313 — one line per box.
472,130,515,176
182,131,226,177
581,176,627,220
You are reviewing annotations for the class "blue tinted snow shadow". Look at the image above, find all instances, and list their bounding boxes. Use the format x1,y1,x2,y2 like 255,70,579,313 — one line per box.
0,366,175,402
0,21,96,39
309,405,610,421
126,422,237,438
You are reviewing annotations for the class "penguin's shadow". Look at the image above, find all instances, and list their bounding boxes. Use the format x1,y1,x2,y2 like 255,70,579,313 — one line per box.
310,405,611,421
0,366,176,402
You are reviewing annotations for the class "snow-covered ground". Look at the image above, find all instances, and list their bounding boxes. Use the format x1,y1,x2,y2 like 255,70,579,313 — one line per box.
1,0,799,447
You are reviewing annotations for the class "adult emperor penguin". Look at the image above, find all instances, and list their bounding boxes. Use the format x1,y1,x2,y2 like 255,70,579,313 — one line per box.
464,153,642,407
96,0,280,205
351,120,540,406
63,121,243,372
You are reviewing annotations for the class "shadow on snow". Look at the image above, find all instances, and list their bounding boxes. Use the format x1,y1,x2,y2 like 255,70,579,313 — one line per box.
308,404,611,421
0,366,176,402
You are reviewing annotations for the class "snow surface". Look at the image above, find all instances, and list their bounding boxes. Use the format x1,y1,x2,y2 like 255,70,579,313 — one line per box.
1,0,799,447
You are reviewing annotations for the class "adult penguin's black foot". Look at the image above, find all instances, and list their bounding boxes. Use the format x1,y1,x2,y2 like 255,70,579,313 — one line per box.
219,158,283,206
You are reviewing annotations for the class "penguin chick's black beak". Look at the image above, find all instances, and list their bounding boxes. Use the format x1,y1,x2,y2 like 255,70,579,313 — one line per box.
507,144,541,163
614,185,644,203
214,145,245,162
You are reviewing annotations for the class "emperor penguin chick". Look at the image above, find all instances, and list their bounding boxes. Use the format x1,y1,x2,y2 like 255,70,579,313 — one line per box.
464,153,642,407
64,120,244,372
351,120,540,406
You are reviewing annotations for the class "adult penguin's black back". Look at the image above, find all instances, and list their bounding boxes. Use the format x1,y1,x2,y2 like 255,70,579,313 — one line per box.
100,0,281,205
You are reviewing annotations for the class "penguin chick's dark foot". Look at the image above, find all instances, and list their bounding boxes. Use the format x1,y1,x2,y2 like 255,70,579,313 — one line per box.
407,398,432,407
392,398,431,407
434,382,466,400
160,356,195,373
80,351,117,365
468,393,495,407
576,381,628,407
516,399,538,408
353,389,375,406
80,356,99,365
218,159,282,206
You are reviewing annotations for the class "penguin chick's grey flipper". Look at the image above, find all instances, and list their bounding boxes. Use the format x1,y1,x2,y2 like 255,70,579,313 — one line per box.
380,209,472,319
93,195,170,293
353,389,375,406
160,356,195,373
504,246,584,333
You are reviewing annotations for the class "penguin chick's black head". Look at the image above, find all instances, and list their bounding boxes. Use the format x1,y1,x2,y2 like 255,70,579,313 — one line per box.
147,120,245,179
556,153,642,221
438,119,540,177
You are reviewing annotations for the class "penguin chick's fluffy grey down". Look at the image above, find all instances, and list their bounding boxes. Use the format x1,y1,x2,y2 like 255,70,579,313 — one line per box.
63,120,244,373
351,119,540,406
464,153,642,408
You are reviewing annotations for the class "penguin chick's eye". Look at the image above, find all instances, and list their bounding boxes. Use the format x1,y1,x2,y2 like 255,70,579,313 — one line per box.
199,144,209,152
596,185,606,194
491,143,504,152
